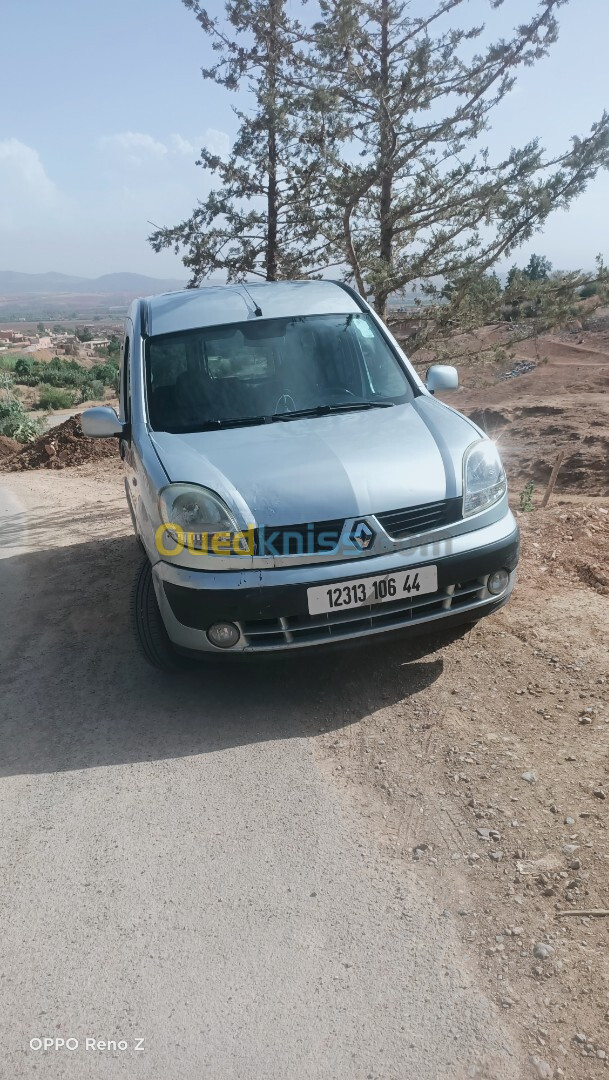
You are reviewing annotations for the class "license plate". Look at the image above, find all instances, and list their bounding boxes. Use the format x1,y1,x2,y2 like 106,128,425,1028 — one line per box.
307,565,438,616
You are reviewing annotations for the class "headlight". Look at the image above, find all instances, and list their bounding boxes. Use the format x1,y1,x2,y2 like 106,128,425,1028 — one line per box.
158,484,249,553
463,440,506,516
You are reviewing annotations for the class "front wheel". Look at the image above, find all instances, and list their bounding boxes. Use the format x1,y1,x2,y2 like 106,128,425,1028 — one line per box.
130,559,184,670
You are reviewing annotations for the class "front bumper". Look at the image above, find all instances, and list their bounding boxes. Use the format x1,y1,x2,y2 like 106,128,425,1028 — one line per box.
153,512,519,653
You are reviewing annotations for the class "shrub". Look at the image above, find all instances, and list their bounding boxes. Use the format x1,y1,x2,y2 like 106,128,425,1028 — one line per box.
78,379,105,403
13,356,119,392
519,480,535,512
579,283,599,299
89,361,120,387
14,356,34,377
0,379,42,442
40,366,82,389
36,387,76,410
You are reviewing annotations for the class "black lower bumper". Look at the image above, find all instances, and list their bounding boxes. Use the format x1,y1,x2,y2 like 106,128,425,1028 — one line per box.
163,528,520,632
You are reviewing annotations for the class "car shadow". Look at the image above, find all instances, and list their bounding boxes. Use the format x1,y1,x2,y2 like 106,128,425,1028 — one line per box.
0,534,460,777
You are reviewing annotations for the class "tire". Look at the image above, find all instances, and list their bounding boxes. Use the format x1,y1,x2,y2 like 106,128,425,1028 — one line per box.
131,559,184,671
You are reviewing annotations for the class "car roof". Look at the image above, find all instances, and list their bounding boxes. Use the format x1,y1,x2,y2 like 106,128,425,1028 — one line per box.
142,280,363,337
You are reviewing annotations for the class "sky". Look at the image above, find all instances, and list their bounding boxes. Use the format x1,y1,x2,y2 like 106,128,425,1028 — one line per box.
1,0,608,279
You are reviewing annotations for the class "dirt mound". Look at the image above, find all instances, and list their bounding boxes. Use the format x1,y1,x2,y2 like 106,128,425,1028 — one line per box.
452,328,609,498
516,501,609,594
1,415,120,471
465,402,609,496
466,406,510,434
0,435,20,460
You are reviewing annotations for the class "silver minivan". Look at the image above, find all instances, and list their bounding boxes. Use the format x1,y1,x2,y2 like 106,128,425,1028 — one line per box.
82,280,519,668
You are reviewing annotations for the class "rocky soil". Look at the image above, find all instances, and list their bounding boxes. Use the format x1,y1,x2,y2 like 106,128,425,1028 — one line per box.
316,323,609,1078
1,414,120,471
0,435,20,459
1,321,607,1077
417,321,609,498
316,498,609,1079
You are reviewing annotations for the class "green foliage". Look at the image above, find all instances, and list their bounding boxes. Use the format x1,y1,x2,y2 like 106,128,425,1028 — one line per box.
519,481,535,512
78,379,105,403
76,326,93,342
417,255,609,366
505,256,552,290
156,2,609,318
523,254,552,282
14,356,34,377
501,265,607,330
36,386,76,410
13,356,119,392
37,322,46,334
89,361,119,387
441,272,503,330
579,282,599,298
149,0,340,282
0,376,42,442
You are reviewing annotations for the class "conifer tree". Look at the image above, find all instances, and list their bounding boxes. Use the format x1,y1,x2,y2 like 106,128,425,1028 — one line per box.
149,0,333,282
307,0,609,317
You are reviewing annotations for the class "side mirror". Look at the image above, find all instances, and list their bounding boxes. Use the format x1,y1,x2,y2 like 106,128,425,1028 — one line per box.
81,406,124,438
426,364,458,394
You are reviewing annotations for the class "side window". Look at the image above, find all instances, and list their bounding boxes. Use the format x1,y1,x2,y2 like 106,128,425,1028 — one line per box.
121,337,130,422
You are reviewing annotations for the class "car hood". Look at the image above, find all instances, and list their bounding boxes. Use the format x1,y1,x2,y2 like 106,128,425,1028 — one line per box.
149,398,479,527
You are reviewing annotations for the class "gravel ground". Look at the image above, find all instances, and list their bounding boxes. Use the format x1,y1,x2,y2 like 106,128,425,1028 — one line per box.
317,498,609,1080
0,464,523,1080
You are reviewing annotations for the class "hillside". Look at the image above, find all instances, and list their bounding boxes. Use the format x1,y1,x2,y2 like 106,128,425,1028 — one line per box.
0,270,186,296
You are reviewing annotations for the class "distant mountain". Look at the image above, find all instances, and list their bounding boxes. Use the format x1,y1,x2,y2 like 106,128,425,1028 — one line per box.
0,270,186,296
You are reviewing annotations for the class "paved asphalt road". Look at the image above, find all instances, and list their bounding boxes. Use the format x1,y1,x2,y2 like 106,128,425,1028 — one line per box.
0,476,520,1079
39,409,77,432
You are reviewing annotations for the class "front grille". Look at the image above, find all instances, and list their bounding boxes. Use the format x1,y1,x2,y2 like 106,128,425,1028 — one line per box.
376,498,462,540
239,577,489,649
253,519,344,557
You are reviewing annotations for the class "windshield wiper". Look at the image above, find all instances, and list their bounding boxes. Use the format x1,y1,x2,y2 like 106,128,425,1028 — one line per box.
271,401,395,421
167,415,272,433
163,402,396,433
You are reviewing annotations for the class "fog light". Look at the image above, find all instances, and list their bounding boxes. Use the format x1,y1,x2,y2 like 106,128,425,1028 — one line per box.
487,568,509,595
207,622,240,649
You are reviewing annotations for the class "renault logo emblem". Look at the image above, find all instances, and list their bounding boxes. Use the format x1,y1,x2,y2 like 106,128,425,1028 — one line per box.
349,521,375,550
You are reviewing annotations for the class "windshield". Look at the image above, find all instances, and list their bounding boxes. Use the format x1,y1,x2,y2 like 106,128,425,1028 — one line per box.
145,313,413,433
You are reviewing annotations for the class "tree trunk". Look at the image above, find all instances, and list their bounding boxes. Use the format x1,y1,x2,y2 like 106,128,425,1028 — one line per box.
267,128,278,281
265,0,280,281
375,0,392,319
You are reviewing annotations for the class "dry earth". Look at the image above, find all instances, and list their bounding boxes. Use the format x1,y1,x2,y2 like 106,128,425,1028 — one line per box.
413,317,609,498
1,471,607,1079
0,323,607,1078
318,496,609,1079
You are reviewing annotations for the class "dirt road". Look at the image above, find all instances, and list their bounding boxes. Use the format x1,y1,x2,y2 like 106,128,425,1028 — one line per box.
0,465,522,1079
